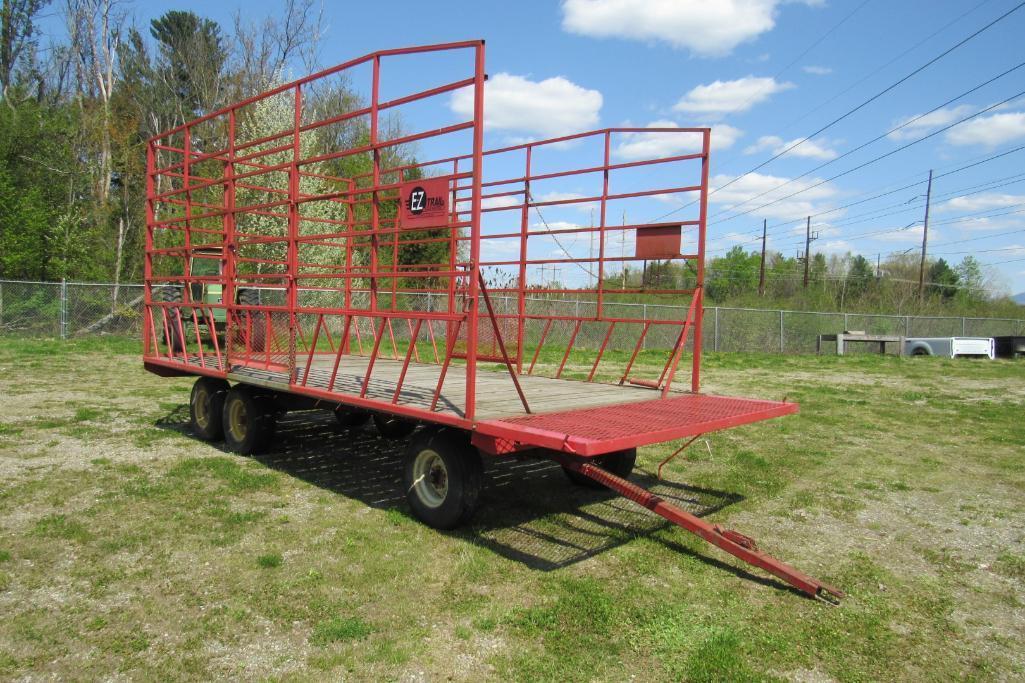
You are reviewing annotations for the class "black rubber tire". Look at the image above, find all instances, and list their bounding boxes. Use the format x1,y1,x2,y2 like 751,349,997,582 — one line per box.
155,285,184,353
237,288,266,352
373,412,417,439
403,429,483,530
912,348,929,357
562,448,637,488
334,407,371,428
190,376,229,441
222,385,276,455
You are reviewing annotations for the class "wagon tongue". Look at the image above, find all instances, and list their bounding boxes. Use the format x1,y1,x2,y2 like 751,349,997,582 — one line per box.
559,458,845,602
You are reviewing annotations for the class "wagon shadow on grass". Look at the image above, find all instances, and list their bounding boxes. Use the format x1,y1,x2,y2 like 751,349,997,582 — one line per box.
156,406,795,592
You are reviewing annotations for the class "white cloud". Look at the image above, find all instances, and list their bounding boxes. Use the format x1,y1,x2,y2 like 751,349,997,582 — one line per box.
743,134,837,160
945,112,1025,148
531,220,582,231
876,225,935,243
887,104,975,141
672,76,794,117
481,195,520,210
534,191,598,212
709,171,839,221
450,72,602,139
802,65,832,75
940,193,1025,213
819,239,854,254
561,0,819,57
614,120,742,159
948,216,1024,232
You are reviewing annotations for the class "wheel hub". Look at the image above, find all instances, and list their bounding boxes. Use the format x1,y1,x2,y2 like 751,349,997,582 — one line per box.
228,399,248,442
413,451,448,508
193,386,210,429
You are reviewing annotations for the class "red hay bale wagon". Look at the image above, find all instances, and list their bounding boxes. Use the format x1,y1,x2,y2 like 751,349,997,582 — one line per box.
142,40,841,601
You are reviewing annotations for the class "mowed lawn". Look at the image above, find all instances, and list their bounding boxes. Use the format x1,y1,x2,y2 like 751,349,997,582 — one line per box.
0,337,1023,681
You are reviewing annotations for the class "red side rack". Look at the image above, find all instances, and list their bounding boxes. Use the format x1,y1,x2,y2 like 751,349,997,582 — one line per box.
140,40,841,601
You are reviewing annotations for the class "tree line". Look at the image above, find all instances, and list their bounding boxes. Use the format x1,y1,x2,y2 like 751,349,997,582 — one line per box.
607,248,1021,317
1,2,1018,319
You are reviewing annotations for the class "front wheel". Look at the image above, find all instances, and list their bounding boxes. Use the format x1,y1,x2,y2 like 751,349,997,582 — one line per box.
562,449,637,488
222,385,276,455
403,429,483,530
190,376,229,440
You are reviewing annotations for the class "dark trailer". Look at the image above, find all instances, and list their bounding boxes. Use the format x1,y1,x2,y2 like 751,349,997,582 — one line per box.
142,40,841,601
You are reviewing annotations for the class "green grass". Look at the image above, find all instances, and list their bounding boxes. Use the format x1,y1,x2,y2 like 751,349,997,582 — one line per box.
0,336,1023,680
256,553,282,569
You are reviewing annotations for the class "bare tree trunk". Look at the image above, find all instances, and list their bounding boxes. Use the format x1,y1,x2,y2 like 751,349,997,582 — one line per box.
112,214,125,313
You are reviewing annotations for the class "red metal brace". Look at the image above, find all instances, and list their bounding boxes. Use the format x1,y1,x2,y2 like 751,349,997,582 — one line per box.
559,457,845,602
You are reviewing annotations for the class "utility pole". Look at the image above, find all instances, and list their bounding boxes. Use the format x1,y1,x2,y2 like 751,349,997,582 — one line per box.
876,253,881,278
758,218,767,296
917,169,933,301
802,216,818,288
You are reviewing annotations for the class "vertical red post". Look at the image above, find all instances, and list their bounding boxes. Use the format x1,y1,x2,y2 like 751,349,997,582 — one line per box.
691,129,709,393
370,55,381,314
343,177,354,354
223,110,237,364
143,141,155,355
515,145,532,372
464,40,486,422
597,130,610,318
288,84,303,382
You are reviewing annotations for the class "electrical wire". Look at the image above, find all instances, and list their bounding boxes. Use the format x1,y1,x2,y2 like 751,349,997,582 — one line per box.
649,0,1025,224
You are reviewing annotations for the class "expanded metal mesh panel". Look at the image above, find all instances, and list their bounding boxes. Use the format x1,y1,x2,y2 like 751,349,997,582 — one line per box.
493,394,794,444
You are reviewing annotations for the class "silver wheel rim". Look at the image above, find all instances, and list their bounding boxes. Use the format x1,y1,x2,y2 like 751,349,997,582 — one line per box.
412,450,448,508
193,385,210,430
228,398,247,442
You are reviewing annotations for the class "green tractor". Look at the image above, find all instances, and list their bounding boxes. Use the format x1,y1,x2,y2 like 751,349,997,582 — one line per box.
154,248,264,353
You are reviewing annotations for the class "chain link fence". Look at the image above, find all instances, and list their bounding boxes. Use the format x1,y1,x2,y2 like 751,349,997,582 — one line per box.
2,279,1023,354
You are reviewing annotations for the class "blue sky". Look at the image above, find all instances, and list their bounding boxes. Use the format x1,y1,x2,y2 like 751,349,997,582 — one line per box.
41,0,1025,294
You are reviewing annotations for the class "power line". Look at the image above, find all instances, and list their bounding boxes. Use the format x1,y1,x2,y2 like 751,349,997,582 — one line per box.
707,58,1025,223
650,0,1025,224
704,154,1025,255
705,87,1025,227
717,142,1025,246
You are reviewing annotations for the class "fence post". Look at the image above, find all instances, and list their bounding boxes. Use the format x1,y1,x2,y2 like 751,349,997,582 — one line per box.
843,312,849,331
905,315,911,337
779,310,784,353
961,317,966,336
59,279,68,340
713,306,719,352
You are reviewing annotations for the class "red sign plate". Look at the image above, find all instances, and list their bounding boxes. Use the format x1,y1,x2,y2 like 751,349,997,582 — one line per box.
399,176,451,229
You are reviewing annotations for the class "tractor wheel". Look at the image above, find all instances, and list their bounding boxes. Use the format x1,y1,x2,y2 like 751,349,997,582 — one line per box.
154,285,184,353
237,288,266,352
403,428,483,529
222,385,276,455
190,376,229,441
373,412,417,439
562,448,637,489
334,407,371,428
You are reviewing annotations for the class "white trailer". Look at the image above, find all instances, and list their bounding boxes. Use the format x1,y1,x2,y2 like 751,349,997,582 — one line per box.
904,337,995,359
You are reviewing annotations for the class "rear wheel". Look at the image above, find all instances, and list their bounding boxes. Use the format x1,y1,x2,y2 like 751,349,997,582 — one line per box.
237,288,266,352
403,429,483,529
562,449,637,488
155,285,184,353
190,376,229,441
222,385,276,455
373,412,417,439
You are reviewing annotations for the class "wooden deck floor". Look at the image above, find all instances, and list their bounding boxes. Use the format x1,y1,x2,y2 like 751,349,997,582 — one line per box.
225,355,657,420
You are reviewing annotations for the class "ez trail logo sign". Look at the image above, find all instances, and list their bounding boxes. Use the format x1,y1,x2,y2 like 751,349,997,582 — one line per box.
399,176,451,228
